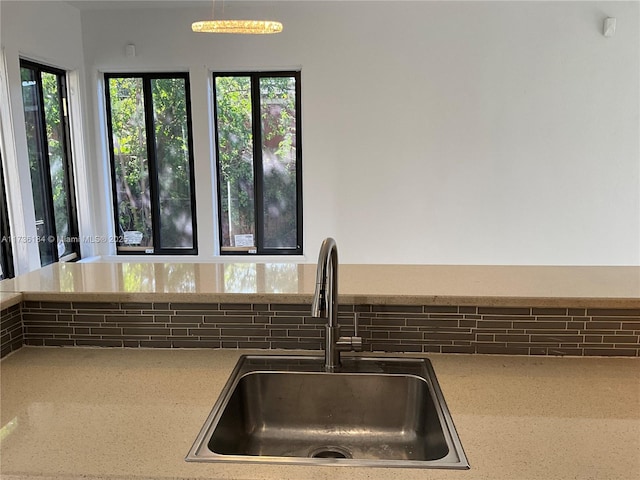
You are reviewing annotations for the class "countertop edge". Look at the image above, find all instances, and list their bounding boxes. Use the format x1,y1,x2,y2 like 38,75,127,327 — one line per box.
13,291,640,309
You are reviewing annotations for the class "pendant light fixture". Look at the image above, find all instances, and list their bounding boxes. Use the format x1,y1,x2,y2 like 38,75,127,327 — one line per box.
192,0,283,34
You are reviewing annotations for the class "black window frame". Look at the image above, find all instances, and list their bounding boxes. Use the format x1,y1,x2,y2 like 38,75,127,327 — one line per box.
19,59,81,266
104,72,198,256
212,71,303,256
0,149,14,280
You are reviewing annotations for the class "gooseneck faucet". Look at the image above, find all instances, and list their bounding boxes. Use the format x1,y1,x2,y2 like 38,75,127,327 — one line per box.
311,238,362,372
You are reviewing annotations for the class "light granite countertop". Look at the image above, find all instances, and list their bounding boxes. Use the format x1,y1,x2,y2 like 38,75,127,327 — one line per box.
1,262,639,308
1,347,638,480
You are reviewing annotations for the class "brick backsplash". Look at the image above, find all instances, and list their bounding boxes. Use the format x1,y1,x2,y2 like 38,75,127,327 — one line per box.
1,301,635,358
1,303,23,358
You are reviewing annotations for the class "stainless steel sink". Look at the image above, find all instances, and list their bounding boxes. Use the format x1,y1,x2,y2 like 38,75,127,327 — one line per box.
186,355,469,469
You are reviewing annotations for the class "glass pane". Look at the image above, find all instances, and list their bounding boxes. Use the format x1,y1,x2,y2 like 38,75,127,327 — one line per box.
0,152,13,280
215,76,255,250
260,76,298,249
21,66,55,266
108,77,152,248
41,72,74,258
151,78,194,249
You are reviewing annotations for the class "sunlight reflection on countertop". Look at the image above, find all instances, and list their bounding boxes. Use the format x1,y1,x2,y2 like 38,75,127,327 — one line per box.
0,262,638,307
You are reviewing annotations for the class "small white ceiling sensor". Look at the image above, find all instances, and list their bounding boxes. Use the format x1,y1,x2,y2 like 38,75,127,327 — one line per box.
604,17,616,38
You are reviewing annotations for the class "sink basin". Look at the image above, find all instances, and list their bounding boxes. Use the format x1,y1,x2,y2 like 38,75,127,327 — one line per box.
186,355,469,469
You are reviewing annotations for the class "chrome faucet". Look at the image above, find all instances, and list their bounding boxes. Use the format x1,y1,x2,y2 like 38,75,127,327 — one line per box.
311,238,362,372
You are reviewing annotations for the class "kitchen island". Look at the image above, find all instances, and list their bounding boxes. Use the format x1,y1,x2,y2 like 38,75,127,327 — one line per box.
1,347,638,480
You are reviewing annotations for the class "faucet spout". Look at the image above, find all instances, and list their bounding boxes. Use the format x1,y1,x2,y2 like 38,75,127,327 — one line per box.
311,237,338,326
311,238,362,372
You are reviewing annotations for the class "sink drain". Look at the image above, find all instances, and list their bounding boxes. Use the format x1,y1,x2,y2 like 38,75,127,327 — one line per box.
309,446,352,459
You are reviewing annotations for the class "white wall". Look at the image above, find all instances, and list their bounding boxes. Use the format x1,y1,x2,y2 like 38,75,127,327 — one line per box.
8,0,640,266
0,0,95,274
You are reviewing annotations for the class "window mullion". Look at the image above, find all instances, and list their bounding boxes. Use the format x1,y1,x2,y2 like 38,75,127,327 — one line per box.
251,74,265,254
57,73,80,258
36,69,59,262
143,76,161,254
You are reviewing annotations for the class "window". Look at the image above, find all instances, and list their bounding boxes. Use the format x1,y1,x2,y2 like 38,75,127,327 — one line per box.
1,150,14,280
105,73,197,255
213,72,302,255
20,60,80,266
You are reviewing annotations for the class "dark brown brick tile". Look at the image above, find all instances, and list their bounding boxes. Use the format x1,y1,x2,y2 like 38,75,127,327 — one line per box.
566,321,586,330
532,308,568,316
303,317,329,326
585,321,622,330
370,342,422,353
427,332,475,341
40,301,74,310
478,307,531,315
192,328,221,336
442,345,475,354
173,340,221,348
43,339,75,346
22,312,57,322
459,319,478,328
269,316,304,325
238,341,270,349
1,315,21,331
76,339,123,347
90,327,123,336
372,305,423,313
548,348,584,356
271,341,321,350
584,348,638,356
406,319,455,328
287,329,322,338
73,302,121,310
170,303,218,310
424,306,458,313
121,302,154,310
139,340,172,348
169,315,204,324
477,320,513,329
591,318,640,325
495,334,530,343
388,331,423,340
122,327,171,336
204,315,253,324
519,321,567,330
221,328,266,337
531,335,584,343
477,344,530,355
529,347,548,355
268,304,307,312
25,326,73,335
603,336,639,344
459,306,478,314
587,308,640,317
370,318,405,327
105,315,154,323
370,331,389,339
483,316,537,324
